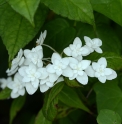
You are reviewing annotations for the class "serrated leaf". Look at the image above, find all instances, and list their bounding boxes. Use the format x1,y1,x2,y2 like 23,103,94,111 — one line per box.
8,0,40,25
0,3,48,61
35,110,52,124
64,78,82,87
40,0,94,25
97,109,121,124
42,82,64,121
0,88,11,100
43,18,76,56
58,85,91,113
9,96,26,124
87,52,122,70
94,80,122,119
91,0,122,26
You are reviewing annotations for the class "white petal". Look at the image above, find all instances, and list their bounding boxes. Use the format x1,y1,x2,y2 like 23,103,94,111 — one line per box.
37,60,43,68
31,79,39,88
25,82,37,95
81,46,90,56
22,77,30,82
46,82,54,87
98,76,106,83
49,73,59,82
24,49,30,58
62,67,73,78
18,88,25,96
69,57,78,64
24,59,30,65
92,62,100,70
98,57,107,67
18,66,27,77
85,66,95,77
76,72,88,85
95,47,103,53
38,68,48,79
51,53,61,63
106,70,117,80
63,47,71,56
11,91,19,98
46,64,55,73
92,38,102,46
62,58,69,66
104,68,112,75
73,37,82,46
19,57,25,66
84,36,92,47
56,77,64,83
80,60,91,70
40,84,49,93
75,56,83,61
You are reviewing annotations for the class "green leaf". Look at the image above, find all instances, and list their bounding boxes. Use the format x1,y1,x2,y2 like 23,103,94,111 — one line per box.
0,88,11,100
9,96,26,124
40,0,94,25
94,80,122,119
97,109,121,124
91,0,122,26
35,110,52,124
42,82,64,121
64,78,82,87
0,3,48,61
58,85,91,113
43,18,76,55
8,0,40,25
87,52,122,70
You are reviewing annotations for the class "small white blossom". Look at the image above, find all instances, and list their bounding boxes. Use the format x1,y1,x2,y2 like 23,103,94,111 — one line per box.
24,46,43,67
36,30,47,45
46,53,69,76
6,49,24,76
63,37,89,58
84,36,103,53
85,57,117,83
0,77,12,89
7,73,25,98
63,57,91,85
40,73,62,93
19,63,48,94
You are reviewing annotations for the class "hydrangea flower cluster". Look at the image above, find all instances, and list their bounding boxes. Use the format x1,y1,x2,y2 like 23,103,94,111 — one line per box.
0,30,117,98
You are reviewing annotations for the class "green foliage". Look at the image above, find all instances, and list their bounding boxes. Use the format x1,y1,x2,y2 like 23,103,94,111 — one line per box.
42,82,64,121
8,0,40,25
9,96,26,124
40,0,95,25
1,0,122,124
97,109,121,124
94,80,122,118
58,85,91,113
0,88,11,100
0,2,48,60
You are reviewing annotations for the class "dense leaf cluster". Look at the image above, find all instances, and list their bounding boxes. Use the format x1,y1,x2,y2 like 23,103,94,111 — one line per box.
0,0,122,124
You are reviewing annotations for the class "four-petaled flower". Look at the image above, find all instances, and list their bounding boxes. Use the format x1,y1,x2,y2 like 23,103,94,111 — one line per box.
64,37,89,58
84,36,103,54
85,57,117,83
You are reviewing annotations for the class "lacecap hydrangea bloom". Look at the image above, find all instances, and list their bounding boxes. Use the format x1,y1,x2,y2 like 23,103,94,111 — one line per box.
0,30,117,98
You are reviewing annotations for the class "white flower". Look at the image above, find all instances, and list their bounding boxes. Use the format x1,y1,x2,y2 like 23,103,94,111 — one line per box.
63,57,91,85
19,63,48,94
0,77,12,89
36,30,47,45
85,57,117,83
7,73,25,98
24,46,43,67
46,53,69,76
84,36,103,53
40,73,60,93
6,49,24,76
63,37,89,58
